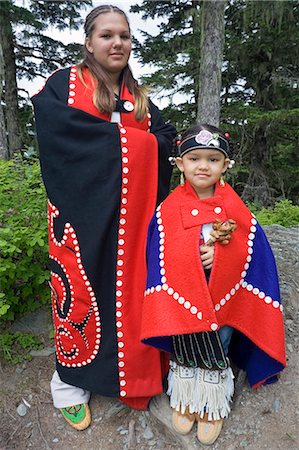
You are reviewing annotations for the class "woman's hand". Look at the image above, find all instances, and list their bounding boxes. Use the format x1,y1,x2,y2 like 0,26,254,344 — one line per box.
200,244,214,270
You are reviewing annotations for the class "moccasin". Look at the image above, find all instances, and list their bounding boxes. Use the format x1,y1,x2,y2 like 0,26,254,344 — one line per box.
172,408,196,435
60,403,91,431
196,413,223,445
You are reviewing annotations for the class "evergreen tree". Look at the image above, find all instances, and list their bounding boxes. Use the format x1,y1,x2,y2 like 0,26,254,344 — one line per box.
222,0,299,205
0,0,91,159
130,0,202,130
131,0,226,127
131,0,299,205
0,42,8,158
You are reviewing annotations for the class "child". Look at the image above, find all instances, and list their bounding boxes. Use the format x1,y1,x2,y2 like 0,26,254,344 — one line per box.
141,124,286,445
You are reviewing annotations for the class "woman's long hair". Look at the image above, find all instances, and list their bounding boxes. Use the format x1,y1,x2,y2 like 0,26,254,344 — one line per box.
77,5,148,121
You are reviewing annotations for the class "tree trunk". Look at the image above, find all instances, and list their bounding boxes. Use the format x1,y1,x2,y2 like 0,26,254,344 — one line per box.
0,1,22,158
0,39,8,159
196,0,227,126
191,1,201,105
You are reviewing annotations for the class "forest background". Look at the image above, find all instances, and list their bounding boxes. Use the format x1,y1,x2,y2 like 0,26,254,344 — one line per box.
0,0,298,325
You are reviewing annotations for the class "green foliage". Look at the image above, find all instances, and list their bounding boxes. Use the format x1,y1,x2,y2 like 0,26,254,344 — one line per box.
249,200,299,227
0,158,49,320
221,105,299,205
0,331,42,364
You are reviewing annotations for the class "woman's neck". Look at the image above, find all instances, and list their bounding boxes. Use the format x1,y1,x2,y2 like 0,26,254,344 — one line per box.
109,72,121,95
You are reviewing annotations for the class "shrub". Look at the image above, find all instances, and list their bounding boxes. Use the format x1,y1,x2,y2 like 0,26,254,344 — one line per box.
0,158,49,321
0,331,42,364
249,200,299,227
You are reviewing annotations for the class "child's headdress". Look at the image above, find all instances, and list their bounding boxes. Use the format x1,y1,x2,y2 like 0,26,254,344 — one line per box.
169,124,235,168
178,129,231,158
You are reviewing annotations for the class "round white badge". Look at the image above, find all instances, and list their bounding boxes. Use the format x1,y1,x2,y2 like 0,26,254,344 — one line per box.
123,101,134,112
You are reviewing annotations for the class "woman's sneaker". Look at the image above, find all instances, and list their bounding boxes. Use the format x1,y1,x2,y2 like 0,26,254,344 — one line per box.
60,403,91,430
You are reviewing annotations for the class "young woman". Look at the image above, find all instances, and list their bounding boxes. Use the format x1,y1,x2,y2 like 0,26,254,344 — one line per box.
32,5,176,430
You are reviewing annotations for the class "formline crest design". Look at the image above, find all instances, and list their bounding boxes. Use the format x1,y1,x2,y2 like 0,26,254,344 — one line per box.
48,201,101,368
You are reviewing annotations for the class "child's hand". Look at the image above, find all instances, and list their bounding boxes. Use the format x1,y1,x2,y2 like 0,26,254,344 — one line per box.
200,244,214,270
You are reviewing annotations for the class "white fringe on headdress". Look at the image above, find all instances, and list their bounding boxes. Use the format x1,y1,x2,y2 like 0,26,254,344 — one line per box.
167,360,234,421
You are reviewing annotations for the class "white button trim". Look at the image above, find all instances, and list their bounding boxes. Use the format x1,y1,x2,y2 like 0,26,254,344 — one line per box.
214,214,283,315
123,101,134,112
68,66,77,107
115,124,132,397
144,207,203,322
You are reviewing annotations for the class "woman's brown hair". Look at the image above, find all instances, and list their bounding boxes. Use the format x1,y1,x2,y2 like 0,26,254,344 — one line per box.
77,4,148,121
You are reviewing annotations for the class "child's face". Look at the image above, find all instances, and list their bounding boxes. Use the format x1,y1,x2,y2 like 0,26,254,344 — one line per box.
176,148,229,198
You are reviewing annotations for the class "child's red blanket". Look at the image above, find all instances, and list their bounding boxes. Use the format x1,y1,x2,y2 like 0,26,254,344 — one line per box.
142,181,286,387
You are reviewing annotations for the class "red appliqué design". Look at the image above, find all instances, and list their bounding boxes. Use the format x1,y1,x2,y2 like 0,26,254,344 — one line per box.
48,201,101,367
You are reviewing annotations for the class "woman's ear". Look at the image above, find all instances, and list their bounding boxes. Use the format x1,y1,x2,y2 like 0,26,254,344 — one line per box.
85,37,93,53
175,157,184,172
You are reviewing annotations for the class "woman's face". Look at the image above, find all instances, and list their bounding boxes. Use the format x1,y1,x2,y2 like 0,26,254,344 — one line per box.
85,12,132,76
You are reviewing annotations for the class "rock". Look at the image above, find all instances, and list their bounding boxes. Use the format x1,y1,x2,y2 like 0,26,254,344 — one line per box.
29,347,55,357
106,402,128,418
11,307,50,335
263,225,299,312
143,425,154,440
17,403,27,417
272,398,281,412
138,414,147,429
127,419,136,449
153,439,163,449
22,398,31,408
119,429,128,435
287,343,294,353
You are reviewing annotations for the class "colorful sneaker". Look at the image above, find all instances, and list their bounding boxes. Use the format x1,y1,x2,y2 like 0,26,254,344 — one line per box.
196,413,223,445
60,403,91,431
